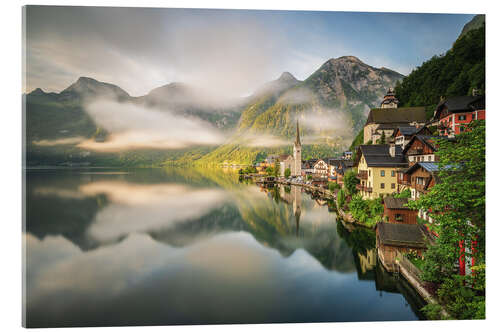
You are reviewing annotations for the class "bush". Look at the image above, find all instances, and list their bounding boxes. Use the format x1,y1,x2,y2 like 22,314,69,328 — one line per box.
394,188,411,199
348,194,383,227
337,188,346,209
344,169,359,195
284,168,291,178
328,182,340,192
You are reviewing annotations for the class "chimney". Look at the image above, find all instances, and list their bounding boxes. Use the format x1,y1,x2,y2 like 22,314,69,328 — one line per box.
389,144,396,157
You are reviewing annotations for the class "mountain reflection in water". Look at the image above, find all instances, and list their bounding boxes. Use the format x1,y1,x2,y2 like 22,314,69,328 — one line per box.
24,168,424,327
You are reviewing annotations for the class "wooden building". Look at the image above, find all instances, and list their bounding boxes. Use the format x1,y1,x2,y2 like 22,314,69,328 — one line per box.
393,126,432,149
383,196,417,225
376,222,427,272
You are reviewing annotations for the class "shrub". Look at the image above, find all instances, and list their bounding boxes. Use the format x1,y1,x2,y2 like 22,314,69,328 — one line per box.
284,168,291,178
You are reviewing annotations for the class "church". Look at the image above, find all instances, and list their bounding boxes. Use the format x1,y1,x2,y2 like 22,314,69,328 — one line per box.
280,120,302,177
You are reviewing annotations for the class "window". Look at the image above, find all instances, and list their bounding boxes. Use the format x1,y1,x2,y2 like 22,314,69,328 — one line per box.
391,183,396,189
380,183,385,189
380,170,385,177
459,126,465,133
395,214,403,221
416,177,425,185
391,170,395,177
368,170,371,177
458,115,466,121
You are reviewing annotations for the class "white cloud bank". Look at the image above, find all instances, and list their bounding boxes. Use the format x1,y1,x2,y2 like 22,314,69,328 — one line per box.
78,100,226,151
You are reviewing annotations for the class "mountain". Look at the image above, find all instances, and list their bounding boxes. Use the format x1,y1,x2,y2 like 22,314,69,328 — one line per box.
458,14,485,40
199,57,404,165
26,56,404,167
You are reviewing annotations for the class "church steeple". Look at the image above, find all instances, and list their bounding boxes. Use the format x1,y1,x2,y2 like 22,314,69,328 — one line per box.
295,119,301,146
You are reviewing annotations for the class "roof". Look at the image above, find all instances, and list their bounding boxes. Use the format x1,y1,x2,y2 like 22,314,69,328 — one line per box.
326,158,344,167
365,107,427,125
395,126,419,136
404,162,454,175
402,135,453,154
383,196,410,210
377,222,426,248
278,154,291,161
356,144,407,167
434,95,485,120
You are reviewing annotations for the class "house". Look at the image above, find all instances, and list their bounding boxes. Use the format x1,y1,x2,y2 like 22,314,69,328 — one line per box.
312,159,329,178
354,144,408,199
326,158,344,181
393,126,432,149
301,160,314,176
364,107,427,144
363,89,427,144
376,222,427,272
433,95,485,136
402,162,440,200
402,135,454,166
382,196,417,225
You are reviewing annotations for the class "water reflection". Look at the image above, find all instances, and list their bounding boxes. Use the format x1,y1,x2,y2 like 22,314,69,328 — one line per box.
24,168,423,327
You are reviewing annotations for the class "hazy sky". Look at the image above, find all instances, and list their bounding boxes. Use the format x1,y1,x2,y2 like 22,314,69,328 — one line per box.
24,6,475,97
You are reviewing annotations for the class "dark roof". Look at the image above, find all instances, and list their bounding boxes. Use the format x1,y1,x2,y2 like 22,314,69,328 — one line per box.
343,160,354,168
365,107,427,125
326,158,344,167
383,196,410,210
278,154,291,161
434,95,485,120
356,144,407,167
404,162,454,175
395,126,419,136
377,222,426,248
402,135,453,154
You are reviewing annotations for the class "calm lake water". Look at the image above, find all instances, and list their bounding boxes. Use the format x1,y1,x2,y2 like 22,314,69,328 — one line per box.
24,168,425,327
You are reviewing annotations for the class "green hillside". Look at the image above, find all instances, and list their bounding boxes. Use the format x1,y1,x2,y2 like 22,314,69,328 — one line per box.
395,22,485,109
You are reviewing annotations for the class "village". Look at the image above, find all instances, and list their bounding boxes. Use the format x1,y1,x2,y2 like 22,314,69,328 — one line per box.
239,88,485,318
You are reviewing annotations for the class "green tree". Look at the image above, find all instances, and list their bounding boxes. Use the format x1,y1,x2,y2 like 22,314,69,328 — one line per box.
344,169,360,196
408,120,485,319
273,161,280,177
284,168,291,178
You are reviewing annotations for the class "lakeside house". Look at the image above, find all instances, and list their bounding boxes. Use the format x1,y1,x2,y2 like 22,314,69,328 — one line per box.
382,196,418,225
376,222,427,272
363,88,427,144
434,95,485,136
354,144,407,199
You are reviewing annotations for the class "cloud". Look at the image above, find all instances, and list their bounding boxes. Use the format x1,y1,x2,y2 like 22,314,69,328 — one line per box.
278,87,315,105
78,181,229,242
299,109,354,139
240,133,289,148
32,136,85,146
25,7,293,98
78,100,226,151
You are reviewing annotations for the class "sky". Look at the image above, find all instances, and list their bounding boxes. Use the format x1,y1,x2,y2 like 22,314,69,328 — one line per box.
24,6,475,97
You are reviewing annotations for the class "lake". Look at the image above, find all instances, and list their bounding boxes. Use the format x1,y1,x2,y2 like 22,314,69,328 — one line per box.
23,168,425,327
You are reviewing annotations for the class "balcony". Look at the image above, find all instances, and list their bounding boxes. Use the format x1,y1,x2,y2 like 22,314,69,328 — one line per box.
408,148,424,155
356,184,373,193
356,170,368,180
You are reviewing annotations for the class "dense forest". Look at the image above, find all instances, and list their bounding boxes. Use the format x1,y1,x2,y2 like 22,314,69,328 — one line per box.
394,22,485,109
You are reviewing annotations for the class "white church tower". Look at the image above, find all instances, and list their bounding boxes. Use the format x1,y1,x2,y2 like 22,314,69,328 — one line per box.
293,119,302,177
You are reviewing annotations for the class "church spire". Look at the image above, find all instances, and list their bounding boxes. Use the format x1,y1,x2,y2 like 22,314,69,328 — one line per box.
295,119,301,146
